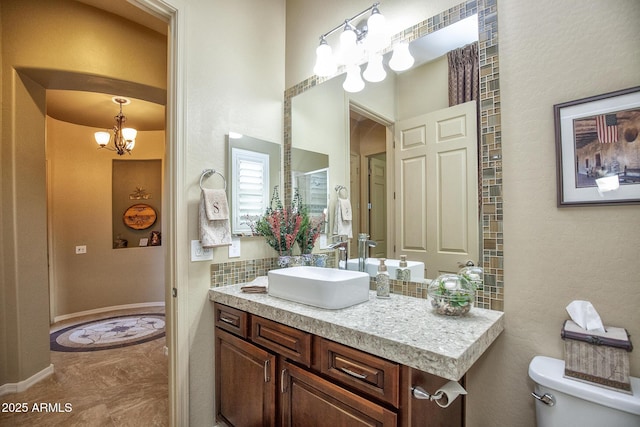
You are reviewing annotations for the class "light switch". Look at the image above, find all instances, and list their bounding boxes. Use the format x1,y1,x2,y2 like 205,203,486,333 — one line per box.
191,240,213,262
228,237,241,258
75,245,87,254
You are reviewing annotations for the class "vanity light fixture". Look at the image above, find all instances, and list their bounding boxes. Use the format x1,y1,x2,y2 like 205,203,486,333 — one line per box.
94,97,138,156
313,3,414,93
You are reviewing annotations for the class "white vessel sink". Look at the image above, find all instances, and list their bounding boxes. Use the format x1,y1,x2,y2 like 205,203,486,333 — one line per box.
268,266,370,309
346,258,425,281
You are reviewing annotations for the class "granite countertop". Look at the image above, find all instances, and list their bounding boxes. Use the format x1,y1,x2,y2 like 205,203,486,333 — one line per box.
209,284,504,381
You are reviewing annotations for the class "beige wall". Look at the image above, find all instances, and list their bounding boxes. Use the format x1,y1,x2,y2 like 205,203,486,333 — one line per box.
467,1,640,426
285,0,640,426
181,0,285,424
47,119,165,317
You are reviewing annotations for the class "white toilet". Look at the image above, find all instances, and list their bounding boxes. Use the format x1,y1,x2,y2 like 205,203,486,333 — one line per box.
529,356,640,427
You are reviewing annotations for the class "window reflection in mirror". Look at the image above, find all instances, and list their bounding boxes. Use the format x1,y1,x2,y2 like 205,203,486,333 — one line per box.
291,147,329,226
227,133,281,235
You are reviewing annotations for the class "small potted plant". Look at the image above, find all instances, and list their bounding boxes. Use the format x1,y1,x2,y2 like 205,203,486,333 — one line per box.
427,274,475,316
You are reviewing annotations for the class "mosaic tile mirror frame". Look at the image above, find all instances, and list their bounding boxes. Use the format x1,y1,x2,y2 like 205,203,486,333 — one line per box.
282,0,503,311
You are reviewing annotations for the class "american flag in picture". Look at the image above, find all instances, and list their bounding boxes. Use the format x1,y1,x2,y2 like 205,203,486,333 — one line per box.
595,114,618,143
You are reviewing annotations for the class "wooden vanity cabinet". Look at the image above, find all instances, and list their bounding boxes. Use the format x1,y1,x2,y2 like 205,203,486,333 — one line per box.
214,303,463,427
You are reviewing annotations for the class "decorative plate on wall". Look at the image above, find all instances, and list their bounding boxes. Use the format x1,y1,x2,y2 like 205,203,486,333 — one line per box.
123,204,157,230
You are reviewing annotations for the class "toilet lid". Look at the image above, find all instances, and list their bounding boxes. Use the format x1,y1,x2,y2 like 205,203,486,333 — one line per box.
529,356,640,416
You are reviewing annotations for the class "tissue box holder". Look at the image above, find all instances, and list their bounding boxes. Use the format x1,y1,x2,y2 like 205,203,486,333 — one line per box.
561,320,633,393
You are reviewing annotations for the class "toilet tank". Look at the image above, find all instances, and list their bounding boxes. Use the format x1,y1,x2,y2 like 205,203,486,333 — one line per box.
528,356,640,427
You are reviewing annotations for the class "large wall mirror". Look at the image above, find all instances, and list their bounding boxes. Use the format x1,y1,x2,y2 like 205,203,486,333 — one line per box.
284,0,503,311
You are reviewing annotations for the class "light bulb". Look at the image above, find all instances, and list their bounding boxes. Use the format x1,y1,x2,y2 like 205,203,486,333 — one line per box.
363,53,386,83
366,8,389,52
125,139,136,151
122,128,138,141
338,25,358,65
389,42,415,72
94,131,110,147
343,65,365,93
313,41,337,77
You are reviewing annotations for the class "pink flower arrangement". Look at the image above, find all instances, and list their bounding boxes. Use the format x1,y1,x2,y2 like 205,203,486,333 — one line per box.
249,187,304,256
247,187,325,256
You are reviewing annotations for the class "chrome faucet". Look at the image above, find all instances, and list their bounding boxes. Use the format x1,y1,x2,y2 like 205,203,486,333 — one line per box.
328,235,349,269
357,233,377,272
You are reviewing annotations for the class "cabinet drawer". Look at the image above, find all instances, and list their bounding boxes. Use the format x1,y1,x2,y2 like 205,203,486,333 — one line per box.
251,316,311,367
317,338,399,407
281,361,397,427
214,303,248,339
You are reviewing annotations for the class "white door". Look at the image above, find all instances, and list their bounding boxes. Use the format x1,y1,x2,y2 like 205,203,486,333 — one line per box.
369,156,387,258
395,101,478,278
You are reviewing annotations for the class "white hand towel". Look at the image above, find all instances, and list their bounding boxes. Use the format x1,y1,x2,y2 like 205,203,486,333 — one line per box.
199,192,231,248
202,189,229,220
338,197,352,220
333,198,353,238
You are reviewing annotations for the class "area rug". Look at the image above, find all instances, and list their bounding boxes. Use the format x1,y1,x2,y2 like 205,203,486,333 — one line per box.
50,313,165,352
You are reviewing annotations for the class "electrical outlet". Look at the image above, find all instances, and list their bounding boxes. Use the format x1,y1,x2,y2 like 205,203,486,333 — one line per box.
190,240,213,262
75,245,87,254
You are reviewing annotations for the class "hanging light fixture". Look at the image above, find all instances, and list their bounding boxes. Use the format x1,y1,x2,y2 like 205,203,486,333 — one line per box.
312,2,414,92
94,97,138,155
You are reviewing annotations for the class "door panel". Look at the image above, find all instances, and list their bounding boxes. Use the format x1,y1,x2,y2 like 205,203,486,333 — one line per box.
395,101,478,278
369,156,387,258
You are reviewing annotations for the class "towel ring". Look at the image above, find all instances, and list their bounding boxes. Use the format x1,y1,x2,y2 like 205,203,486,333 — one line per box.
199,169,227,191
335,185,348,198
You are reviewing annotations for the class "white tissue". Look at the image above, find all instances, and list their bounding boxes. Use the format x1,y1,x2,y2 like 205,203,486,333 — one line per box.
431,381,467,408
595,175,619,195
565,300,605,333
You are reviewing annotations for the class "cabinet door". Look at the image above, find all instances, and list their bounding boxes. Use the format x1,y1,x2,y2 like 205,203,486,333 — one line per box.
216,328,276,427
280,361,397,427
399,366,463,427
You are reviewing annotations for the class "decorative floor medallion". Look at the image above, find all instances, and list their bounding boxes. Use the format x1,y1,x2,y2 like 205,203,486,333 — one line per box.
50,314,165,352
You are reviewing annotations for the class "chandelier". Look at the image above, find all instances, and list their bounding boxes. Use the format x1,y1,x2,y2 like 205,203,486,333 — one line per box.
94,97,138,155
313,2,415,93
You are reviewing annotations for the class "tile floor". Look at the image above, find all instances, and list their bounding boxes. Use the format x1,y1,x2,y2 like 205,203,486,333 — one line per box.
0,307,168,426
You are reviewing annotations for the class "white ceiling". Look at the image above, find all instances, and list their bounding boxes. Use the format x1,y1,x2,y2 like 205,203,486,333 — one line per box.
45,0,167,131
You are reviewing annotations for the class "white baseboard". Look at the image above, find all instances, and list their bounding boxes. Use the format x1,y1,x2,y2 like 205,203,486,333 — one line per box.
0,364,54,397
53,301,165,324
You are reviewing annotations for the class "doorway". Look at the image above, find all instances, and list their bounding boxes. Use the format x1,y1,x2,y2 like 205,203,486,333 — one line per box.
38,0,173,424
349,108,392,258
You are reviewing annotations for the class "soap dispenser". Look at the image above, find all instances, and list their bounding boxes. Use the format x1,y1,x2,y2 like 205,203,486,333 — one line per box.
376,258,390,298
395,255,411,282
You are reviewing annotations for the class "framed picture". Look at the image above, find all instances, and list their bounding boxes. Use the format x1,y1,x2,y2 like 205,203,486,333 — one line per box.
554,86,640,206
